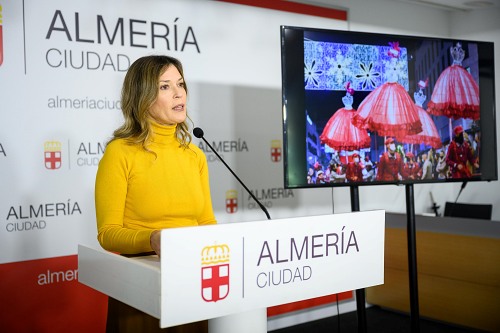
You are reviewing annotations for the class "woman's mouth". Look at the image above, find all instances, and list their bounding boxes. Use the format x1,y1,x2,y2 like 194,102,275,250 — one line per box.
173,104,185,111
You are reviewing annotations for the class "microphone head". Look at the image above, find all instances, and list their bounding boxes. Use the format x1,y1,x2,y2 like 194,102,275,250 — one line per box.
193,127,204,138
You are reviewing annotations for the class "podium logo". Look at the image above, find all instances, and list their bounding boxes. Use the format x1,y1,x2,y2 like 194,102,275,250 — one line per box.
271,140,282,162
225,190,238,214
201,244,230,303
44,141,62,170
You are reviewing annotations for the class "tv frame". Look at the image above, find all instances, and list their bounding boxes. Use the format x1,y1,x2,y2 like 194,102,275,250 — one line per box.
281,25,497,189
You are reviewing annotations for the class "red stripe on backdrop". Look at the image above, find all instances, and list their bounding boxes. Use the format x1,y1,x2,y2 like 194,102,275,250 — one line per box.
268,291,353,316
216,0,348,21
0,255,107,333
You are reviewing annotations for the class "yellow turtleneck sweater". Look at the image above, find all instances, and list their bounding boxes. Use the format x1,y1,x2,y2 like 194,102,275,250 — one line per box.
95,122,217,254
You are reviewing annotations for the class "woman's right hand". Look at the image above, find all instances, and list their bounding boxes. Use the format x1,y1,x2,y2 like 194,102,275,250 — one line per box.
150,230,161,257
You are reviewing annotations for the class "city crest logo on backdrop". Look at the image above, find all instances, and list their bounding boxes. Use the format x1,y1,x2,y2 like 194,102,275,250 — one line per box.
225,190,238,214
42,140,106,169
44,141,62,169
271,140,282,162
201,244,230,303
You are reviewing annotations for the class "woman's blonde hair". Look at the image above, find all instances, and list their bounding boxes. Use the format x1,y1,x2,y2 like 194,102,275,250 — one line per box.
111,55,191,150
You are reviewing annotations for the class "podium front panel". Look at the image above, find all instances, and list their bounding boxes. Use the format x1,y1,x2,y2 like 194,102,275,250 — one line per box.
160,210,385,328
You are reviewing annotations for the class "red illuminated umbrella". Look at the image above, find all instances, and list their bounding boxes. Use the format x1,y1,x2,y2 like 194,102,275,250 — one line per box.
427,42,480,120
400,82,442,148
352,42,422,138
400,104,442,148
320,83,371,152
352,82,422,138
320,108,371,151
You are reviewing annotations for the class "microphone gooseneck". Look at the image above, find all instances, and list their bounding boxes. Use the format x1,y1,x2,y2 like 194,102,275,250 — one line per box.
193,127,271,220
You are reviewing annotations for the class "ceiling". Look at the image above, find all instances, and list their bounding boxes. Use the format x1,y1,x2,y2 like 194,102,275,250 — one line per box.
392,0,500,11
292,0,500,11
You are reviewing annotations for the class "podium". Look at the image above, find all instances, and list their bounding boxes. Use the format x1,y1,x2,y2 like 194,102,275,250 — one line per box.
79,211,385,332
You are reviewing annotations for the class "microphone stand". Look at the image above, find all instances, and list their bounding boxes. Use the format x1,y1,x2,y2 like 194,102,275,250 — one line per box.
193,127,271,220
430,192,440,217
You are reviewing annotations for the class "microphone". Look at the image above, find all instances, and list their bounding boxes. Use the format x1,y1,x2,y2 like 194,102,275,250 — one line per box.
448,181,467,217
193,127,271,220
454,181,468,205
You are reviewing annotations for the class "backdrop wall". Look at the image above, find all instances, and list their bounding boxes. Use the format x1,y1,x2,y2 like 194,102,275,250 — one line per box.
0,1,349,332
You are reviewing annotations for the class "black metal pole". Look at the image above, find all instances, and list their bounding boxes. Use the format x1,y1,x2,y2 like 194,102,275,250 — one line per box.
350,185,367,333
405,184,420,332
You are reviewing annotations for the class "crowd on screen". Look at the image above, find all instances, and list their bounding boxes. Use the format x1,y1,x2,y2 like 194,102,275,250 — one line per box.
307,126,480,185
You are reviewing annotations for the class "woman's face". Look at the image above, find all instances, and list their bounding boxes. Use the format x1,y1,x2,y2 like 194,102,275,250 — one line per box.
149,65,186,125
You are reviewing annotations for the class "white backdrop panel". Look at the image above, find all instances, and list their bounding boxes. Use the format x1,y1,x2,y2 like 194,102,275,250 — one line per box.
0,0,346,264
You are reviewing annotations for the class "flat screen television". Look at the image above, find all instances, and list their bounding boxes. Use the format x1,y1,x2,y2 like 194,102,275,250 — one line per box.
281,25,497,188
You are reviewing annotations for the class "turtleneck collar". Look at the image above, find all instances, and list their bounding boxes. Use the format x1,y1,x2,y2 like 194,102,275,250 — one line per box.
150,121,177,144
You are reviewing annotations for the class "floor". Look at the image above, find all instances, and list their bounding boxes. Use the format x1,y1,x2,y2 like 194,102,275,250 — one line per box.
271,306,488,333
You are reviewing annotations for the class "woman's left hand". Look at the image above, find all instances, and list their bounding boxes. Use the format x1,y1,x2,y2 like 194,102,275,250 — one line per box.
150,230,161,257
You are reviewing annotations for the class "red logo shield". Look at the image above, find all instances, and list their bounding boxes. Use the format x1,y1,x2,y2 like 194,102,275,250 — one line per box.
201,244,230,303
271,140,282,162
201,264,230,302
225,190,238,214
44,141,62,170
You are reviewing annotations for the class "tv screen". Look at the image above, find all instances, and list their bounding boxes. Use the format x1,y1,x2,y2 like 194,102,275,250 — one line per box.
281,25,497,189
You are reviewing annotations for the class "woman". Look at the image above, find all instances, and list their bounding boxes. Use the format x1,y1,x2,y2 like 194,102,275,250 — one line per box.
95,55,216,333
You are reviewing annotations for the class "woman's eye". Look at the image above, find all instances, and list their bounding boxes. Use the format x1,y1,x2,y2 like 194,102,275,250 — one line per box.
160,84,169,90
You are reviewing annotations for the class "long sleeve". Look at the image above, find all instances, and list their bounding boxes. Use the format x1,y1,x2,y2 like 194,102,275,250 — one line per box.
95,126,216,254
95,140,155,253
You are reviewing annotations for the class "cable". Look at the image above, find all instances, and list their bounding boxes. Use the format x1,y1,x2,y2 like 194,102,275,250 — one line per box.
331,187,335,214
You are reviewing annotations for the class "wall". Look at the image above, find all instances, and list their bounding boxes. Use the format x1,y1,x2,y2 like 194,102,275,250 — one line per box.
294,0,500,220
448,7,500,219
